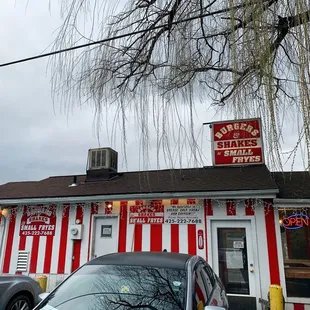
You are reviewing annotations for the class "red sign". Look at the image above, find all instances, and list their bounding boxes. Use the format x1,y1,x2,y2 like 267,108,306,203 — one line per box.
211,118,264,166
129,202,164,224
19,205,56,236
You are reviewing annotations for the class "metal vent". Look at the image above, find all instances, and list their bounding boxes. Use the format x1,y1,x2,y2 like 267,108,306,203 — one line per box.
16,251,29,272
87,148,118,171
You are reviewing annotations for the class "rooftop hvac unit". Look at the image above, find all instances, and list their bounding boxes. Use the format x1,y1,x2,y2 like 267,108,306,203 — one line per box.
87,148,118,172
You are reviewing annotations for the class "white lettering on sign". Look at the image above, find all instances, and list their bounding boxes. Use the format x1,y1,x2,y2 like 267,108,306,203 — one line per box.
232,156,261,163
214,123,259,140
224,149,254,156
216,139,259,149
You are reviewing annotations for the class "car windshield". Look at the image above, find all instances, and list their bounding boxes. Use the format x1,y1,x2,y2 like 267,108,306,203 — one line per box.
36,264,187,310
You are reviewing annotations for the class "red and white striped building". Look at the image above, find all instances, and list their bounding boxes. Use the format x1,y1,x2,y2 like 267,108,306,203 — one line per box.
0,127,309,310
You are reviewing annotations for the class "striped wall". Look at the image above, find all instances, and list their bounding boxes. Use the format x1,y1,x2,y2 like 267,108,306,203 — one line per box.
0,198,309,309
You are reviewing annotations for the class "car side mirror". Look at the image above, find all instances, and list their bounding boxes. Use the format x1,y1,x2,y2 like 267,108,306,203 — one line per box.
204,306,226,310
38,292,50,302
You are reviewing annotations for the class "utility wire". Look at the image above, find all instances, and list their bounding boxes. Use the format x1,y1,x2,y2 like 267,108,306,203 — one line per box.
0,11,212,68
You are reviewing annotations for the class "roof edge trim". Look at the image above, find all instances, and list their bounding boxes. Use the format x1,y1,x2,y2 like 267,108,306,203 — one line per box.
274,198,310,204
0,189,279,206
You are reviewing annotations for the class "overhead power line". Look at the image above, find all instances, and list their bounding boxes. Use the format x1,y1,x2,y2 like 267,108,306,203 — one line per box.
0,11,213,68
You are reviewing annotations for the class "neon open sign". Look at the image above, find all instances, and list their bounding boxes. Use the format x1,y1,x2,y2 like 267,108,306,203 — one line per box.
281,214,309,230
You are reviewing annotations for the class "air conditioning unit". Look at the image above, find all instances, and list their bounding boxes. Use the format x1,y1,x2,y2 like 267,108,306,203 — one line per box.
69,225,84,240
87,148,118,171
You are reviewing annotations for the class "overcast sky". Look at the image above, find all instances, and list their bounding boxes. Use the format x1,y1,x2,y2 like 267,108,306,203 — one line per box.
0,0,305,184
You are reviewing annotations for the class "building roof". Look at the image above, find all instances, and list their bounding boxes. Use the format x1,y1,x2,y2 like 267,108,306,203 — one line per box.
272,171,310,199
0,165,277,200
87,251,193,270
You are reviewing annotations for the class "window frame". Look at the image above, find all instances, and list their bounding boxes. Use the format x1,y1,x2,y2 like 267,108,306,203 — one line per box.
276,205,310,303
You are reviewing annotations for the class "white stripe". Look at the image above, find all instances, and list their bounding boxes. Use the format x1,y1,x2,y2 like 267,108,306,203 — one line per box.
64,205,75,274
80,207,91,266
0,218,7,272
9,209,24,274
235,200,245,216
162,224,171,252
285,303,294,310
254,206,270,298
212,200,226,216
50,206,63,274
126,217,134,252
24,236,33,275
142,225,150,251
304,304,310,310
36,236,47,274
178,225,188,254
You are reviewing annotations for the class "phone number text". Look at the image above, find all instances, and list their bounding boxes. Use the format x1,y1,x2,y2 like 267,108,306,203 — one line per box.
20,231,54,236
165,218,202,224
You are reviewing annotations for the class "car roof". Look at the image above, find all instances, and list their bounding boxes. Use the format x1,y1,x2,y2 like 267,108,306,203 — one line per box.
86,251,194,270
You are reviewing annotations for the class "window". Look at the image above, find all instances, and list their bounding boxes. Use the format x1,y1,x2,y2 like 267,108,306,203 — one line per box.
37,264,187,310
279,208,310,298
193,263,215,310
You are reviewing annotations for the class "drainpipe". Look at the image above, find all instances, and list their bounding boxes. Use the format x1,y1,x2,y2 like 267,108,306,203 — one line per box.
0,214,7,269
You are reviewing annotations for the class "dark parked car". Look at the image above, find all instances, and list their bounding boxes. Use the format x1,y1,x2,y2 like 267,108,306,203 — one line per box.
0,274,43,310
35,251,229,310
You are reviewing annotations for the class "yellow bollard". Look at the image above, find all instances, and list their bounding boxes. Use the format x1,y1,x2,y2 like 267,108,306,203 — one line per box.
36,275,48,292
269,285,284,310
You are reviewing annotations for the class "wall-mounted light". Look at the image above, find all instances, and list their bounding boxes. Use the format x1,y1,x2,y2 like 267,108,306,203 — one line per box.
105,202,112,209
0,208,8,217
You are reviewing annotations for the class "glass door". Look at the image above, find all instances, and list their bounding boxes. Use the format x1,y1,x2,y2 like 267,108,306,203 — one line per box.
211,220,256,296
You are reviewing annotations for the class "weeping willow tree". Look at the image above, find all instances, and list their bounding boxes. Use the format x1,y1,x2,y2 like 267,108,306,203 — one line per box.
49,0,310,171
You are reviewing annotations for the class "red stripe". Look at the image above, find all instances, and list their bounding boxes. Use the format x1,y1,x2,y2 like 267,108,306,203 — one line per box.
206,199,213,216
188,224,197,255
43,235,54,273
43,204,57,273
196,282,205,302
29,236,40,273
88,203,99,260
204,199,212,261
294,304,305,310
29,204,45,274
118,201,128,252
187,198,196,204
264,199,280,284
57,204,70,274
245,199,255,216
18,207,27,250
150,224,162,251
134,225,143,251
71,204,84,272
2,209,16,273
170,199,178,205
226,200,236,216
171,224,179,253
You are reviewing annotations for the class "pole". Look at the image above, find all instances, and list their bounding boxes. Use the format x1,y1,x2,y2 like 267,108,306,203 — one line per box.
269,285,284,310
